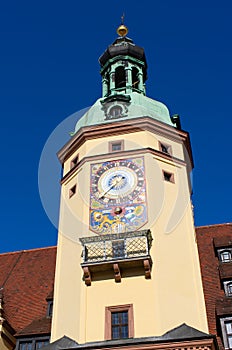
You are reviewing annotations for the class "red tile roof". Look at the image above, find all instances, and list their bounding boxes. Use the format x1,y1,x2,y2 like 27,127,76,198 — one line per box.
15,316,52,337
0,246,56,334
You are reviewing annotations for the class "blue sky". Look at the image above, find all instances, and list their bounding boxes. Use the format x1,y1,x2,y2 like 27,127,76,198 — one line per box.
0,1,231,253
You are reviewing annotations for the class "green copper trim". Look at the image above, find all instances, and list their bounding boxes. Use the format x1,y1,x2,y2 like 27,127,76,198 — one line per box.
100,55,145,74
74,92,175,133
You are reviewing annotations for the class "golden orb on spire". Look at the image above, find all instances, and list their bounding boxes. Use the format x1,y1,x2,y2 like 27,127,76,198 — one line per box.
117,24,128,37
117,14,128,37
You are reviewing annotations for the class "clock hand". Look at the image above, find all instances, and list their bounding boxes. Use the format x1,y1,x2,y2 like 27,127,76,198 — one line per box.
99,183,116,199
99,176,125,198
113,176,125,191
99,178,119,198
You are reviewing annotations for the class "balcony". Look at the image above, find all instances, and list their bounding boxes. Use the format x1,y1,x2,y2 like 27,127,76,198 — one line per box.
79,230,153,286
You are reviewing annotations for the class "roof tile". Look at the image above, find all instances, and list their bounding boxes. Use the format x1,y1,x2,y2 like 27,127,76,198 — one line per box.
0,246,56,333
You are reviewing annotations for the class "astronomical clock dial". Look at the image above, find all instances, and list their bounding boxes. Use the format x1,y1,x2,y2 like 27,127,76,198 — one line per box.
90,157,147,234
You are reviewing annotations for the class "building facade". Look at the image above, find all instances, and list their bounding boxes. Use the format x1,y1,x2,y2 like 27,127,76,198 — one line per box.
0,24,231,350
197,223,232,349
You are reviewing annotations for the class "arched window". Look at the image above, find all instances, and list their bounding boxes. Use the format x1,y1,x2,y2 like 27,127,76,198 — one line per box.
108,105,123,118
132,67,139,90
220,250,232,262
115,66,126,90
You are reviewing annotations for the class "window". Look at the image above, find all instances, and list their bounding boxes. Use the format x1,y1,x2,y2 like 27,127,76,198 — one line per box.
132,67,139,90
228,284,232,297
163,171,174,183
159,142,172,155
218,249,232,262
112,311,128,339
112,240,125,259
17,338,49,350
109,105,123,118
70,155,79,169
19,343,32,350
47,300,53,317
109,140,124,153
69,184,76,198
223,281,232,297
35,340,49,349
105,304,134,340
105,72,110,96
220,318,232,349
115,66,126,90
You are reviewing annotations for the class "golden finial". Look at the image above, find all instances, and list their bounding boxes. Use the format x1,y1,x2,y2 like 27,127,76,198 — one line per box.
116,13,128,37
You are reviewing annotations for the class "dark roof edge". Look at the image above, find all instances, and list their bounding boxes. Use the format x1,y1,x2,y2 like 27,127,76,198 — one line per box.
196,222,232,229
67,334,216,350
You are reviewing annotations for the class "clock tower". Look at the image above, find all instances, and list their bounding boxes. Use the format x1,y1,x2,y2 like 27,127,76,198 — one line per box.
51,24,209,345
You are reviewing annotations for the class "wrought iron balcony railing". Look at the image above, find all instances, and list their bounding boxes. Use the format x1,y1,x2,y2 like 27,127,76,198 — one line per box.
79,230,153,286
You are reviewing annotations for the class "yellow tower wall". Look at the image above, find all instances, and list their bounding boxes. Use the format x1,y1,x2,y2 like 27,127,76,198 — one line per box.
52,128,208,343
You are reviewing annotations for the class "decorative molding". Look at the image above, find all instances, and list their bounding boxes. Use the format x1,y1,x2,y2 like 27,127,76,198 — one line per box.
61,147,186,185
57,116,193,169
101,101,130,121
98,338,216,350
100,94,131,104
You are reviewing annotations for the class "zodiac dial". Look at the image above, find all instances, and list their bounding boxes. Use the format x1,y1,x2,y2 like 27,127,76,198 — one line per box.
90,158,147,234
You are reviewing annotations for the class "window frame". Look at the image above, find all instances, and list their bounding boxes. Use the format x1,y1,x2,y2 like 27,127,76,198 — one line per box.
159,141,172,155
220,317,232,349
109,140,124,153
69,184,77,198
70,155,79,170
17,337,50,350
224,281,232,297
46,300,53,317
105,304,134,340
163,170,175,183
132,67,139,90
218,248,232,263
115,66,126,90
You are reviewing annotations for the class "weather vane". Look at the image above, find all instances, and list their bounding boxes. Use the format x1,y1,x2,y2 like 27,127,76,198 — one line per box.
121,13,125,25
117,13,128,37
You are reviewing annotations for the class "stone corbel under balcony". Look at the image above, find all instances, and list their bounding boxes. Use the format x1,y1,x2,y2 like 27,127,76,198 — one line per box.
79,230,153,286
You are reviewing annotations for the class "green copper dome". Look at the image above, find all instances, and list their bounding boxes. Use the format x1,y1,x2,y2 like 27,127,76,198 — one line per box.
73,29,177,133
74,92,175,133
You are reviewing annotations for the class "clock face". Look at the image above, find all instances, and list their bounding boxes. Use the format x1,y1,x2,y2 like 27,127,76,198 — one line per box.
90,157,147,234
91,159,145,205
